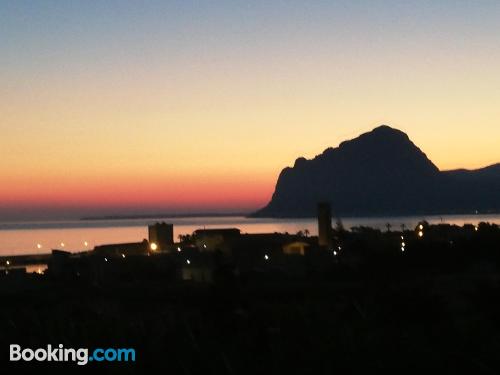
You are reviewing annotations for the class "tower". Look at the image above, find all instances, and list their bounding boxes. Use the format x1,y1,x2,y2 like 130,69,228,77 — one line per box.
317,202,332,248
148,222,174,251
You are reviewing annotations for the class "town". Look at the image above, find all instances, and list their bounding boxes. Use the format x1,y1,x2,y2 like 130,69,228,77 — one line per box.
2,204,500,372
1,203,499,287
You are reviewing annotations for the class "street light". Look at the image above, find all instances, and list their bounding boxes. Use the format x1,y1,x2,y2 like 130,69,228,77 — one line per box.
150,242,158,251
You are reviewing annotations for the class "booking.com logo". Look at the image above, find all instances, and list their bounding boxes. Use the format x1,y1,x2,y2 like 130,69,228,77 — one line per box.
10,344,136,365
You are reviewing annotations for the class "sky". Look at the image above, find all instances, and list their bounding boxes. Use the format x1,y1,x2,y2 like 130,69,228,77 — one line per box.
1,1,500,220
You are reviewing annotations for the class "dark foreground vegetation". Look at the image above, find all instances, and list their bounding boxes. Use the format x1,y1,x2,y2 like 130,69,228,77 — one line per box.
1,222,500,374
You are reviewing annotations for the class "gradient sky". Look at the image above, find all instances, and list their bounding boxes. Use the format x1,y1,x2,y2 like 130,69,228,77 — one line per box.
1,1,500,220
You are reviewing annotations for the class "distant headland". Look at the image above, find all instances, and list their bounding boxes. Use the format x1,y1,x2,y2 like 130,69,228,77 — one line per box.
81,212,249,221
253,125,500,218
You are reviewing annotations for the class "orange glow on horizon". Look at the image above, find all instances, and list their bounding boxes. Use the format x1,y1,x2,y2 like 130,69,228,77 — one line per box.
0,171,273,213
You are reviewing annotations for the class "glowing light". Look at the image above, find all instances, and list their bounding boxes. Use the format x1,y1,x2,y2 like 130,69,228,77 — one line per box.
60,242,65,248
150,242,158,251
84,241,88,247
264,254,269,260
177,247,181,252
338,246,342,250
104,257,108,262
418,230,424,238
37,268,42,274
474,226,478,231
203,244,207,249
400,236,404,240
333,251,337,256
186,259,191,265
121,253,126,258
36,243,42,249
401,242,406,247
419,224,423,230
401,247,405,252
6,260,10,266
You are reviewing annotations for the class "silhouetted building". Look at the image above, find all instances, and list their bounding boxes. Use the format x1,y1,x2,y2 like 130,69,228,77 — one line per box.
318,202,332,248
180,254,215,283
193,228,241,253
47,249,94,281
283,241,310,255
148,222,174,251
94,240,149,257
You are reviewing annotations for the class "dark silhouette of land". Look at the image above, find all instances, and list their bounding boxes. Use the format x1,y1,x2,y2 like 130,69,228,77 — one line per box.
253,125,500,217
2,215,500,373
81,212,249,221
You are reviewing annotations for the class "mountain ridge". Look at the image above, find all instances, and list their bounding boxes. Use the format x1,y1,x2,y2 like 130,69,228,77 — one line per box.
253,125,500,217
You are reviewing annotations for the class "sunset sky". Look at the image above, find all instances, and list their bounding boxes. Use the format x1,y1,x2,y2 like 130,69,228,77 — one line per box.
1,1,500,220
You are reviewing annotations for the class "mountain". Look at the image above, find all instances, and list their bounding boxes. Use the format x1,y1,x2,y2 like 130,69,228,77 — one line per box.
253,125,500,217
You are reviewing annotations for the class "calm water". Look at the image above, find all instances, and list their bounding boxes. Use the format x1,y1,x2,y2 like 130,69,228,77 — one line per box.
0,214,499,255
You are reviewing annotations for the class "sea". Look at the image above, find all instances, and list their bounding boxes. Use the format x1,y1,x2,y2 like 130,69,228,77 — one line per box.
1,214,499,256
